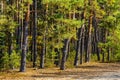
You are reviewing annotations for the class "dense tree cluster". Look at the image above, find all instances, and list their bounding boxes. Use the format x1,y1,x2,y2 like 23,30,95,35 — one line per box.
0,0,120,72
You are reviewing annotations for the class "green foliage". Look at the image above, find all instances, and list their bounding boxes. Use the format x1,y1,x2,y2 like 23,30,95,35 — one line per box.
0,51,20,70
91,54,99,62
114,53,120,61
0,52,9,70
9,51,20,69
25,0,33,3
66,50,76,68
45,49,58,68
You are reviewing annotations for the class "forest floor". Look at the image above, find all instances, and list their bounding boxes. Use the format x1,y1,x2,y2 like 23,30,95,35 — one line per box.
0,62,120,80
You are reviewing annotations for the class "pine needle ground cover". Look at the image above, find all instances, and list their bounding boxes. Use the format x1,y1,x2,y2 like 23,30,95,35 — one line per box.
0,62,120,80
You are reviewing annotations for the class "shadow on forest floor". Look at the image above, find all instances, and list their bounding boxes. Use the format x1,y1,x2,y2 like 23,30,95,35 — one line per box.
0,62,120,80
31,62,120,79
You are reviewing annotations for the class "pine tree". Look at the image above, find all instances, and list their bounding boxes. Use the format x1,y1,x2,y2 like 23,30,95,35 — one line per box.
32,0,37,68
20,1,30,72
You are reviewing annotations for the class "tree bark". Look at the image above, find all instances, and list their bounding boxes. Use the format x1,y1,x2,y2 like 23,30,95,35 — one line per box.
40,34,46,68
20,3,30,72
92,11,100,61
80,25,85,64
40,3,48,69
74,27,82,66
54,48,60,66
33,0,37,68
85,0,92,62
60,39,70,70
102,28,106,62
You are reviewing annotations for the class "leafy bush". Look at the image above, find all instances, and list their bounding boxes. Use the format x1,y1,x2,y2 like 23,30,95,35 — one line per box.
9,50,20,69
0,52,9,70
0,51,20,70
91,54,98,62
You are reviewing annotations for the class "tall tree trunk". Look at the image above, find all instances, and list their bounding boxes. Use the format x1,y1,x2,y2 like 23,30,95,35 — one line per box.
80,25,85,64
85,0,92,62
20,3,30,72
107,31,110,62
20,0,24,50
1,0,3,13
66,43,70,61
54,48,60,66
74,27,82,66
107,47,110,62
40,3,48,68
60,39,70,70
86,17,92,62
33,0,37,68
93,11,100,61
102,28,106,62
29,17,33,62
8,33,13,56
16,0,22,51
40,34,46,68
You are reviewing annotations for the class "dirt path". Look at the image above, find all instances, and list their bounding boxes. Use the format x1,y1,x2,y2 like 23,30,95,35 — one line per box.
91,71,120,80
0,62,120,80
